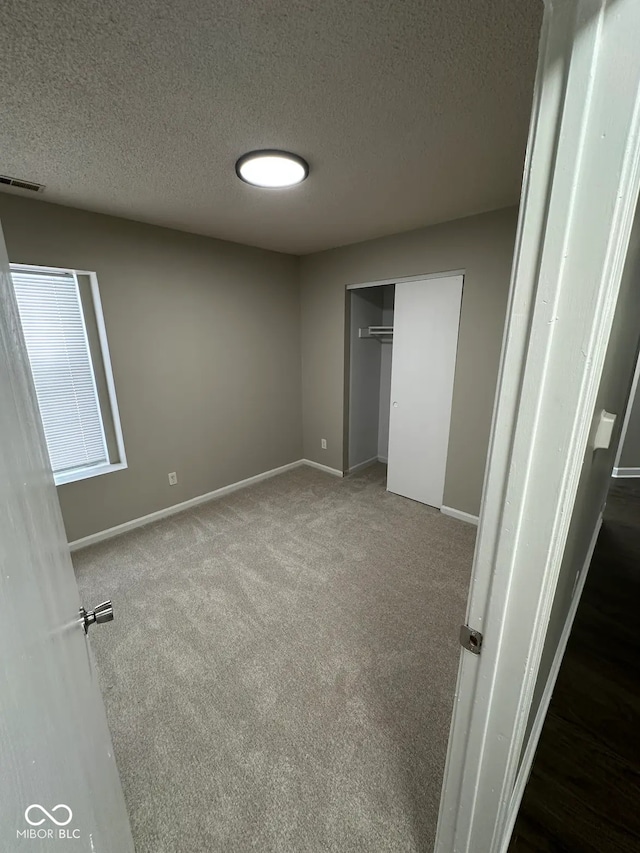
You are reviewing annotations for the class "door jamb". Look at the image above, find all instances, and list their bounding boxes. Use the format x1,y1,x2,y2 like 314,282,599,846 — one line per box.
345,268,465,290
435,0,640,850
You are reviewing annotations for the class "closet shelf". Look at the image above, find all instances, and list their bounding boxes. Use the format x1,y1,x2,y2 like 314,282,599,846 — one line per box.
359,325,394,339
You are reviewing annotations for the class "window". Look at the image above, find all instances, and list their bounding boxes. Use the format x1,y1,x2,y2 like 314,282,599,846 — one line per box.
10,264,127,485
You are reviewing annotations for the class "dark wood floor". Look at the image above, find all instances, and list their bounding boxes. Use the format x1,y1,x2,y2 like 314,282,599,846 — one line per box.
509,480,640,852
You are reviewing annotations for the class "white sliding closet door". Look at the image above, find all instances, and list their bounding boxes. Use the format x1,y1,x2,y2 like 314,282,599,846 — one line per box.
387,275,463,507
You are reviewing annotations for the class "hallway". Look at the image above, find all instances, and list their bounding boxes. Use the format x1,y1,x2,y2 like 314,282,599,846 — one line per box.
511,480,640,852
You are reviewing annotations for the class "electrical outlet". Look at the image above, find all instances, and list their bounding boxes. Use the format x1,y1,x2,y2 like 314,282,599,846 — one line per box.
321,438,327,450
168,472,178,486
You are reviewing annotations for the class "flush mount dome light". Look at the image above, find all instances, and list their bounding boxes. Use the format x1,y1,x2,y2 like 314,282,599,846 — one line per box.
235,150,309,188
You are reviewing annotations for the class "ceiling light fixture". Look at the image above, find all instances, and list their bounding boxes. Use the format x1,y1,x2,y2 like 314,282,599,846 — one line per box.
235,150,309,188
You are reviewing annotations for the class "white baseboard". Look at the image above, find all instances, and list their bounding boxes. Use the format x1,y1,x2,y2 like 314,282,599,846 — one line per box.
302,459,344,477
378,456,388,464
347,456,379,474
612,466,640,477
500,513,603,853
69,460,305,551
440,505,479,526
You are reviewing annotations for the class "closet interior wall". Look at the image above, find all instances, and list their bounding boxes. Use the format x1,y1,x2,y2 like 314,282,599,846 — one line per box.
378,285,395,462
348,285,395,471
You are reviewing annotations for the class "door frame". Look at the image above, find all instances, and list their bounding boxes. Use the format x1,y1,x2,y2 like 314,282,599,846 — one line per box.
345,269,465,290
435,0,640,851
343,269,465,474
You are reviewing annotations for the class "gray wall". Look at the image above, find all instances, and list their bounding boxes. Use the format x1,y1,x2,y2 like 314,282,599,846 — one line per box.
526,202,640,740
0,194,302,542
348,289,383,468
300,207,519,515
618,364,640,469
2,197,520,536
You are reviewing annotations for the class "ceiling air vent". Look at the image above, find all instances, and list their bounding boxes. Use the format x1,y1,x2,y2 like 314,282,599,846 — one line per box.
0,174,45,193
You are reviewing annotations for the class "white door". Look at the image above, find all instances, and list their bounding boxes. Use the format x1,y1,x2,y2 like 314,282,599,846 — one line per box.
0,223,134,851
386,275,463,507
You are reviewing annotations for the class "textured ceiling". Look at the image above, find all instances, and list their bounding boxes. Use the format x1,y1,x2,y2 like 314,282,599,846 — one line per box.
0,0,542,254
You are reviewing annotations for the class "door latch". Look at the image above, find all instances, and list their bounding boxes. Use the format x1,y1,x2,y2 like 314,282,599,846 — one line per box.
460,624,483,654
80,600,114,633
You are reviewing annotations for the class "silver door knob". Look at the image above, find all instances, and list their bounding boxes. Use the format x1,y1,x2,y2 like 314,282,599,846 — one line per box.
80,600,114,633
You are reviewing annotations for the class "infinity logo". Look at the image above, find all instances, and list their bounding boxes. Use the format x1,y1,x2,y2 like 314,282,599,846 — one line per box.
24,804,73,827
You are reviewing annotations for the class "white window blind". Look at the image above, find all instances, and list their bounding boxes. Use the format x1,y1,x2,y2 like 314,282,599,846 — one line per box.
11,267,109,476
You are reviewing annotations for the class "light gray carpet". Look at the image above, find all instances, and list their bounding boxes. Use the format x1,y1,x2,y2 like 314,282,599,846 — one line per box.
73,464,475,852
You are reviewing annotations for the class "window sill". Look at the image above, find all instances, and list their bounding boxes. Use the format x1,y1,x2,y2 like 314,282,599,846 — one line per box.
54,461,127,486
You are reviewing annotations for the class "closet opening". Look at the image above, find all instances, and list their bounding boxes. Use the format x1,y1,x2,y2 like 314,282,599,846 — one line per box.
345,273,463,509
346,283,395,474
